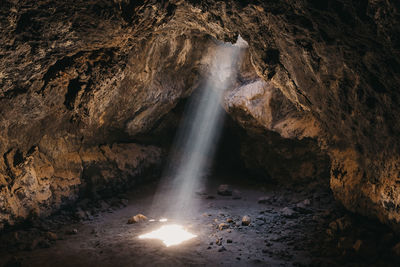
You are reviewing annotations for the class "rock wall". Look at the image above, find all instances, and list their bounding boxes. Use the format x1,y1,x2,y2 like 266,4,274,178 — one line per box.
1,0,400,231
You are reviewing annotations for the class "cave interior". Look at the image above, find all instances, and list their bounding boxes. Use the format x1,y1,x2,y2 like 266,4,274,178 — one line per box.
1,0,400,266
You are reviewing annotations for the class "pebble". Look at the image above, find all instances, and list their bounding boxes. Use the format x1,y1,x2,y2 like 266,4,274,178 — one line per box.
226,218,233,223
127,214,147,224
218,223,229,231
227,239,233,243
242,215,251,226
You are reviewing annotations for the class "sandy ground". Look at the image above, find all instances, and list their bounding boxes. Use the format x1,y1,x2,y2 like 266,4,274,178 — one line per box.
1,173,399,267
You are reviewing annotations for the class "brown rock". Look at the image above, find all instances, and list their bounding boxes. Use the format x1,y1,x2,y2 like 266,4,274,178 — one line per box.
218,223,230,231
127,214,148,224
242,215,251,226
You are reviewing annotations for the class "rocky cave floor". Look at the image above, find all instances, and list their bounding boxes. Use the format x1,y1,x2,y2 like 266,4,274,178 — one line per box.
1,172,400,267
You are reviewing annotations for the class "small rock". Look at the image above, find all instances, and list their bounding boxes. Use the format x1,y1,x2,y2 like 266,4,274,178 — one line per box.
227,239,233,243
226,218,233,223
218,246,226,252
258,196,270,204
216,238,223,246
242,215,251,226
217,184,232,196
127,214,148,224
218,223,229,231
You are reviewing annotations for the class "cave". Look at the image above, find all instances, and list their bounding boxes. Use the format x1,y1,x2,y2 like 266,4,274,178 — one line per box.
1,0,400,266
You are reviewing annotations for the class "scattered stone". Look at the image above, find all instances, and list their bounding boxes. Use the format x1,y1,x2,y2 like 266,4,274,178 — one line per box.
127,214,147,224
258,196,270,204
217,184,232,196
226,218,233,223
216,238,223,246
218,223,229,231
65,229,78,235
227,239,233,243
242,215,251,226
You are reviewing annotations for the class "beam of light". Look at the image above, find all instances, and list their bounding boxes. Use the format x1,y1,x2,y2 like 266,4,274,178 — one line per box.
149,36,248,221
138,224,197,247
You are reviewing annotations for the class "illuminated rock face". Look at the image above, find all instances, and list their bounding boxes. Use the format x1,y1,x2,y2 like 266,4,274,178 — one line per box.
1,0,400,231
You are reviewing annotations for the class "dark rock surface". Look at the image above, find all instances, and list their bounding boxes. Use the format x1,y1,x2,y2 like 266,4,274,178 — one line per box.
0,0,400,233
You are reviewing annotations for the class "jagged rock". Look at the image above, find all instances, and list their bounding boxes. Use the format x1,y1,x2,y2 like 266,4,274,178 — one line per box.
127,214,147,224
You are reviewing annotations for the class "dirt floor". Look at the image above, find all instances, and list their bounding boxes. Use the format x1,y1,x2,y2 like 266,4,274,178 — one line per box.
1,172,400,267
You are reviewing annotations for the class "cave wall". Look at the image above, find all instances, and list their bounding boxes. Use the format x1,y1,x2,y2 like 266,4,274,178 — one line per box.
1,0,400,231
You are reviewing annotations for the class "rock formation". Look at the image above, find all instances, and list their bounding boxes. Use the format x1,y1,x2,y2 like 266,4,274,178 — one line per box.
1,0,400,232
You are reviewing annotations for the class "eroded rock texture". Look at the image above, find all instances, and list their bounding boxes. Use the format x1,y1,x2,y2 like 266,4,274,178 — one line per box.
1,0,400,231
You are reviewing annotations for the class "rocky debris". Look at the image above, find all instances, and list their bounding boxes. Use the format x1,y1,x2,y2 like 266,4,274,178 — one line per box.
217,185,232,196
242,216,251,226
127,214,147,224
218,223,229,231
215,238,223,246
226,218,233,223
